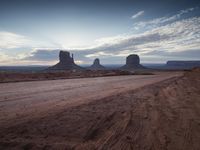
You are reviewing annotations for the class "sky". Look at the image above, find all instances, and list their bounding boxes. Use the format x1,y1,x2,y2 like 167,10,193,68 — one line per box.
0,0,200,65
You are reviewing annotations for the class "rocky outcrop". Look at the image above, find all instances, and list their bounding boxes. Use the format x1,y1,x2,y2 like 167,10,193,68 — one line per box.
48,51,83,71
89,58,106,70
120,54,145,70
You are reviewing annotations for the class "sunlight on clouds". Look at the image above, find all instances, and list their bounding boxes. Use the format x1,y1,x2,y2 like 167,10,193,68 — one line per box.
0,31,62,52
75,60,84,64
0,52,10,63
95,35,129,45
86,51,114,58
0,31,31,49
115,50,132,57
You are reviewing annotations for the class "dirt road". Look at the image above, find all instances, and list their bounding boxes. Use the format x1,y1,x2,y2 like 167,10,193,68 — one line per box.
2,71,200,150
0,73,180,126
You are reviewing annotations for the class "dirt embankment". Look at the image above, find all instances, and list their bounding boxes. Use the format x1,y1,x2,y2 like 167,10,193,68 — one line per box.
0,70,135,83
0,69,199,150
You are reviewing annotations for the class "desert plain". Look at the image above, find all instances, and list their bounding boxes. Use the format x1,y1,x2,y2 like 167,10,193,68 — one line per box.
0,69,200,150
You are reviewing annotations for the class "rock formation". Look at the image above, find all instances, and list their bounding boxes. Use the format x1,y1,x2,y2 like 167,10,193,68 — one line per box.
120,54,145,70
165,61,200,69
89,58,106,70
48,51,83,71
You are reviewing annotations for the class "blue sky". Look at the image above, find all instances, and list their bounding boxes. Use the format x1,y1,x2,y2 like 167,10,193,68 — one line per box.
0,0,200,65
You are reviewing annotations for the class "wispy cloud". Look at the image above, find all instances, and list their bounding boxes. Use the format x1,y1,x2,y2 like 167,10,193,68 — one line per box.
131,11,144,19
132,7,198,31
107,17,199,52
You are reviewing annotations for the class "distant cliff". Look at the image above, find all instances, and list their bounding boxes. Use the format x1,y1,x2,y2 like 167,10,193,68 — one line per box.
166,61,200,69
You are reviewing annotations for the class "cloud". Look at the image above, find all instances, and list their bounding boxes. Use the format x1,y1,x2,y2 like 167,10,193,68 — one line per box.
132,7,198,31
144,49,200,58
0,31,62,51
2,7,200,65
85,51,114,58
141,49,200,63
179,7,197,14
0,52,10,63
0,31,62,65
23,49,60,61
133,7,198,30
24,15,200,64
131,11,144,19
0,31,32,50
84,17,200,61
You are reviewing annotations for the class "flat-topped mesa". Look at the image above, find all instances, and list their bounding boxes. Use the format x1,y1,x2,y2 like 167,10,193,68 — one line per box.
167,61,200,67
165,60,200,69
48,50,83,71
89,58,106,70
120,54,145,70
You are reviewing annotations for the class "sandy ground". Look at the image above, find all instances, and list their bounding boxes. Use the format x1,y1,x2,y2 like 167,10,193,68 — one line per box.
0,72,179,126
0,71,200,149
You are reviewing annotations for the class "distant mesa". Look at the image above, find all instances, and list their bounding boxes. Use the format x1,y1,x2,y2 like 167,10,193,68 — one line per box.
120,54,145,70
88,58,106,70
166,61,200,69
48,50,83,71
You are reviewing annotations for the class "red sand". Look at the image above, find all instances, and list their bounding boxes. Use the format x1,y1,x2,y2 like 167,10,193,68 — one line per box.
0,70,200,150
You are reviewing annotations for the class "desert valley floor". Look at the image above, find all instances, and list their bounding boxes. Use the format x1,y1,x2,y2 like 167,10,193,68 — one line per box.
0,70,200,150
